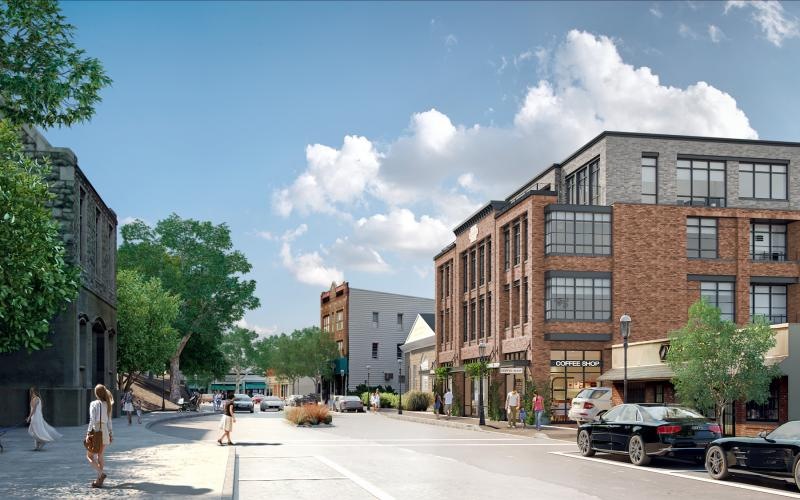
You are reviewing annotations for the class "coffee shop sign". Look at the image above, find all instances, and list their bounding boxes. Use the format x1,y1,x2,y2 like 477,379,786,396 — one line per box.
550,360,601,368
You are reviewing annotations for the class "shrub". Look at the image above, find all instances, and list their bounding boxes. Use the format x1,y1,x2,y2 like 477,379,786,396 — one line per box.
284,404,332,426
402,391,433,411
361,391,399,408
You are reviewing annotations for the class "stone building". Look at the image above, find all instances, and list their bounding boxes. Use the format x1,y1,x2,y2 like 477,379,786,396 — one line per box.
435,131,800,436
0,126,117,427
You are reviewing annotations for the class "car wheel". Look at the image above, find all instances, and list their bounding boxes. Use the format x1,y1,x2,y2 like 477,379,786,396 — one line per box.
706,445,730,480
250,408,254,413
577,429,595,457
628,435,651,466
792,453,800,492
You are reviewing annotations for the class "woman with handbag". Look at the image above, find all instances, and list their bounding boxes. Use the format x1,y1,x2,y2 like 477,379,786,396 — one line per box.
217,396,236,445
85,384,114,488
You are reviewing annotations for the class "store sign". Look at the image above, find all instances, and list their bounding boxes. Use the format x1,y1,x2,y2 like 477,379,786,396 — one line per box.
550,360,601,368
500,367,524,374
486,362,500,369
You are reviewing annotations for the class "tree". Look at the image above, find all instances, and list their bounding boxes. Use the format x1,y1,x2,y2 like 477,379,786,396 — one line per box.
116,269,180,392
118,216,259,400
297,327,340,396
0,119,79,353
666,299,779,424
0,0,112,128
220,327,258,394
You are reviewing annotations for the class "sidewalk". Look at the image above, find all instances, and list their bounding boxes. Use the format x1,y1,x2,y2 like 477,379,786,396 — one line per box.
377,409,578,441
0,409,229,499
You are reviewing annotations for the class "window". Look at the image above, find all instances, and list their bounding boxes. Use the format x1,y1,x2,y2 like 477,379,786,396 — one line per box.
739,162,787,200
445,263,451,297
686,217,717,259
751,223,787,261
487,240,492,282
487,293,492,337
439,267,445,299
523,278,529,323
397,313,403,328
335,310,344,330
746,379,780,421
654,383,664,404
641,156,657,203
372,312,379,328
396,343,403,359
513,223,521,265
566,159,600,205
462,254,468,292
372,342,379,359
750,285,787,324
512,280,520,326
523,218,529,261
545,211,611,255
336,340,343,355
462,302,468,342
478,245,485,286
701,282,735,321
478,296,485,338
470,300,476,341
470,250,477,289
677,159,726,207
545,275,611,320
79,188,85,264
95,208,101,272
322,315,331,332
503,228,510,270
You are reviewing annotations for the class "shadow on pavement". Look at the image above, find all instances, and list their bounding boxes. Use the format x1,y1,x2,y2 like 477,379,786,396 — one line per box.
232,442,283,446
111,482,212,495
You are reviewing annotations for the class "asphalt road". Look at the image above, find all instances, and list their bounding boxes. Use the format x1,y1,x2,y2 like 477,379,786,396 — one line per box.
152,409,800,500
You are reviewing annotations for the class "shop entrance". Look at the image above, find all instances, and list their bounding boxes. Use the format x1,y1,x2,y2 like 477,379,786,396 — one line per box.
550,350,602,423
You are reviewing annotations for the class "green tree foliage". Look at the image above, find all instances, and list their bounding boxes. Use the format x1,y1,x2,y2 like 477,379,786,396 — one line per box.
0,119,78,353
0,0,112,128
116,269,180,392
220,326,258,393
254,327,339,395
667,299,779,424
118,215,259,400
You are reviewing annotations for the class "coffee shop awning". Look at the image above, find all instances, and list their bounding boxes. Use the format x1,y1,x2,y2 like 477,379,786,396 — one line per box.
598,364,674,382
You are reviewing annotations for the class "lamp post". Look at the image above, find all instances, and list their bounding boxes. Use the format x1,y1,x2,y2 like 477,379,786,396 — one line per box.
620,314,631,404
340,369,345,395
478,341,487,426
397,358,403,415
366,365,371,394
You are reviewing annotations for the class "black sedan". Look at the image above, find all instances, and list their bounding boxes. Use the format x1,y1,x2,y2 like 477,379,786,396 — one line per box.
705,420,800,491
577,404,722,466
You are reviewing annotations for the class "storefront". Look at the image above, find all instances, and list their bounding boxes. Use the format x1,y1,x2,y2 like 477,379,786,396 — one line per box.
549,350,602,423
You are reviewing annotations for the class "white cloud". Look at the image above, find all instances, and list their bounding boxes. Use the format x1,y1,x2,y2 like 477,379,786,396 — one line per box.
119,216,149,227
255,230,275,241
278,224,344,287
679,23,698,39
235,318,278,338
329,237,391,273
355,209,454,257
708,24,727,43
726,0,799,47
413,265,431,279
457,173,476,190
411,109,457,153
444,33,458,48
650,5,663,18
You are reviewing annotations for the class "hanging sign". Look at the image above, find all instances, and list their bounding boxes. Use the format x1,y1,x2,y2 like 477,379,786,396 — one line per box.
500,367,524,374
550,360,601,368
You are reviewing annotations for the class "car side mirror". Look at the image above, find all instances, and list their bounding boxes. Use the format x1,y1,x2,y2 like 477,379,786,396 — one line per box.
758,430,768,439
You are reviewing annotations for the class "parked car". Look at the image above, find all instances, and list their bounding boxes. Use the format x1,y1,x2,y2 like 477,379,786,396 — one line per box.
232,393,254,413
335,395,365,413
260,396,286,411
577,403,722,465
568,387,613,423
705,420,800,490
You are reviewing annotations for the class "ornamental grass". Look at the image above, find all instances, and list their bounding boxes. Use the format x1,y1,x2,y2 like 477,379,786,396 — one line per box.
285,403,332,426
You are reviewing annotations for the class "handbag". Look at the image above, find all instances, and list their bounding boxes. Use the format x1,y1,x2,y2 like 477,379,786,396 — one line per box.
84,403,103,453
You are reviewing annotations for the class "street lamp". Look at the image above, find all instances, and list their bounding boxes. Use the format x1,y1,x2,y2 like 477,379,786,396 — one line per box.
620,314,631,404
366,365,371,394
478,341,487,426
397,358,403,415
340,369,345,395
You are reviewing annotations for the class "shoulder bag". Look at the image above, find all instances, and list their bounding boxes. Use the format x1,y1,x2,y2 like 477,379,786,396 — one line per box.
84,403,103,453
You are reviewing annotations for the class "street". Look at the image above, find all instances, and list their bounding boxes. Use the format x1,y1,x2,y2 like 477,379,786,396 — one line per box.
152,410,800,500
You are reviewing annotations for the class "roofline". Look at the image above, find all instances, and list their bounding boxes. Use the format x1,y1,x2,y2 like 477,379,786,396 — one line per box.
348,287,434,302
433,242,456,261
452,200,506,236
504,163,559,201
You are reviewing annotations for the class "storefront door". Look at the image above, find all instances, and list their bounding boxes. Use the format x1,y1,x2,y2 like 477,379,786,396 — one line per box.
550,350,602,423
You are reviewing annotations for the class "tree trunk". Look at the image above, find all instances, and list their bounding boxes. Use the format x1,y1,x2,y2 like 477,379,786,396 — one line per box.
169,332,193,401
124,373,136,392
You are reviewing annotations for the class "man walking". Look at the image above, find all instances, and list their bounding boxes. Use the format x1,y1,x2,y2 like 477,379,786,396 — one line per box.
444,388,453,419
505,388,520,428
532,390,545,432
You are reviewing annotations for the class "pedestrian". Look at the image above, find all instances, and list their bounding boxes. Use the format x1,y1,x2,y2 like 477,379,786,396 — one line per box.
444,388,453,419
532,390,545,432
86,384,114,488
122,389,134,425
371,389,381,413
217,396,236,445
26,386,62,451
519,406,528,429
505,388,520,428
134,397,143,424
434,393,443,420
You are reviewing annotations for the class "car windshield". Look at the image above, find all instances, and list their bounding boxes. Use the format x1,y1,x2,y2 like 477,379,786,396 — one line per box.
265,396,281,401
344,396,361,401
235,395,250,401
768,421,800,440
640,406,705,421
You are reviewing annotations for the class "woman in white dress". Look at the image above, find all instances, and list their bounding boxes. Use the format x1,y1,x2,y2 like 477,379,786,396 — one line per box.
122,389,134,425
86,384,114,488
25,386,62,450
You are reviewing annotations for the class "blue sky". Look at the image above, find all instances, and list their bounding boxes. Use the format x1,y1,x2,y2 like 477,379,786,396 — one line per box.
48,1,800,336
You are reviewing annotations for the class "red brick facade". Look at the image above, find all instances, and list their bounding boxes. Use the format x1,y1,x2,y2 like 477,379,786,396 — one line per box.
320,282,349,357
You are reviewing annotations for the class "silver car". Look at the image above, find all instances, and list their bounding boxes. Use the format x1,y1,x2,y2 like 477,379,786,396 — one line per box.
568,387,612,423
232,394,254,413
335,395,365,413
260,396,286,411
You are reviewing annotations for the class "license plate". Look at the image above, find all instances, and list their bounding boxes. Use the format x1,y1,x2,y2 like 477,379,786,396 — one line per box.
691,425,706,430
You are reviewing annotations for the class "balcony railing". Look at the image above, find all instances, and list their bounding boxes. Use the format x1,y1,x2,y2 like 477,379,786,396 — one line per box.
677,197,726,208
751,251,788,262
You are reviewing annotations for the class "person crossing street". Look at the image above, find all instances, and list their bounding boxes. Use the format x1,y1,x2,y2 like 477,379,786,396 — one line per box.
505,388,520,428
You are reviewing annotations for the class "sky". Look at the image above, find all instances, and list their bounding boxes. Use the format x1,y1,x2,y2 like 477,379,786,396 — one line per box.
47,0,800,337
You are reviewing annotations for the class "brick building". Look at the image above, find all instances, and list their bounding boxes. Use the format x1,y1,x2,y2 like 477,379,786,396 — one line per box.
434,131,800,435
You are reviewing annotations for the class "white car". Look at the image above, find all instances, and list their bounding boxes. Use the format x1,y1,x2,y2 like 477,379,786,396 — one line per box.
568,387,612,423
335,395,365,413
260,396,286,411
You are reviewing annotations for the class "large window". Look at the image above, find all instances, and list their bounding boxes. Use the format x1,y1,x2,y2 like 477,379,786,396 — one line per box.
487,241,492,282
545,210,611,255
686,217,717,259
478,245,485,285
545,275,611,321
462,302,468,342
513,223,521,265
462,253,468,292
751,285,787,324
372,342,379,359
566,159,600,205
372,312,379,328
677,159,725,207
503,228,510,270
478,296,485,338
470,250,477,289
746,379,780,422
523,277,529,323
701,282,734,321
739,162,787,200
335,310,344,330
751,223,787,261
322,315,331,332
641,156,657,204
470,300,476,341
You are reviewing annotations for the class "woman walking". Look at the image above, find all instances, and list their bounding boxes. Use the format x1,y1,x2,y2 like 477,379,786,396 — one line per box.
122,389,135,425
26,387,62,451
217,396,236,445
86,384,114,488
434,392,443,420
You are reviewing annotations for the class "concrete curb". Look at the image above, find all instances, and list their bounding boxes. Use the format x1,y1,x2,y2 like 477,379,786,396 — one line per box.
221,444,236,500
377,411,491,433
